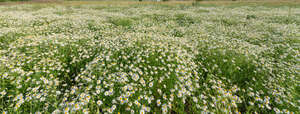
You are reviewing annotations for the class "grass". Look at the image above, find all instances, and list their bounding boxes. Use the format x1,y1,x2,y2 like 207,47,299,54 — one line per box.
0,0,299,114
1,0,300,7
109,18,133,27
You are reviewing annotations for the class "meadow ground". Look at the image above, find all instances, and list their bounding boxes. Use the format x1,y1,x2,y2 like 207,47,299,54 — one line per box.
0,0,299,114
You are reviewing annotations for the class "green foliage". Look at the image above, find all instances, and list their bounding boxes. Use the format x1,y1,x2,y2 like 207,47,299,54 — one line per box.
171,29,184,37
246,15,256,20
175,13,195,26
0,33,25,49
109,18,133,27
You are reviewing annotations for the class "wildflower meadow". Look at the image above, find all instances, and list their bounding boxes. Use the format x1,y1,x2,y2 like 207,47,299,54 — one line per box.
0,1,299,114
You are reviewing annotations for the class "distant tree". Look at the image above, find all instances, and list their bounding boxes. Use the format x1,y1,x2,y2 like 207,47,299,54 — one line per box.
139,0,142,1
